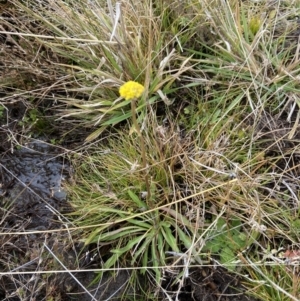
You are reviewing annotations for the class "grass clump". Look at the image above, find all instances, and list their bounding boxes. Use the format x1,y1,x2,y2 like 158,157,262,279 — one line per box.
4,0,198,142
1,0,300,300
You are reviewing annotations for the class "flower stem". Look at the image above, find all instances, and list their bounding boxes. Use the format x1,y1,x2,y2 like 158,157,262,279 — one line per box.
131,98,151,206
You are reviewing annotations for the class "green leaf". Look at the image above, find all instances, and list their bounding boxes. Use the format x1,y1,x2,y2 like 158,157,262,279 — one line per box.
220,247,236,271
111,236,143,255
85,226,106,245
85,126,107,142
128,190,148,210
216,217,226,230
231,218,242,229
104,253,120,270
231,233,247,250
151,239,161,283
101,45,122,72
99,226,143,241
161,224,180,253
127,218,151,229
157,231,165,262
203,238,223,253
131,232,153,265
176,226,192,249
141,245,149,274
102,111,131,125
91,252,120,285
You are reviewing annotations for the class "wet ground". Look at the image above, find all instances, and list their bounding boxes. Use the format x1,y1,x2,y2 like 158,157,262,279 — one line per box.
164,266,258,301
0,140,69,231
0,139,70,300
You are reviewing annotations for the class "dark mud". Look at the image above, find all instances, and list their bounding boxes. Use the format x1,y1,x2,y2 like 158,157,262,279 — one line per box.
0,141,70,230
0,140,71,300
164,266,258,301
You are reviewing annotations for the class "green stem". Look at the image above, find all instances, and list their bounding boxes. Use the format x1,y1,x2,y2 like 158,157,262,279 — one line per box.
131,99,151,206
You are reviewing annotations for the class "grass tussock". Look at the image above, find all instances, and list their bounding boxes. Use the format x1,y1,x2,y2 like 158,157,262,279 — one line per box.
1,0,300,300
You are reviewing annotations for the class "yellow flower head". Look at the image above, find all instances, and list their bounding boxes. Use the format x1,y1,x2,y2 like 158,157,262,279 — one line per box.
119,81,145,100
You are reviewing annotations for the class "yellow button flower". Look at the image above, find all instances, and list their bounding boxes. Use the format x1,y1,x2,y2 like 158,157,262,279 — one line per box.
119,81,145,100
